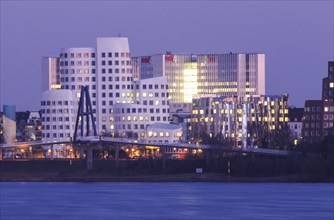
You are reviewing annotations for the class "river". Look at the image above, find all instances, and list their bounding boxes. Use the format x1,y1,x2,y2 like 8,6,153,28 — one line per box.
0,182,333,219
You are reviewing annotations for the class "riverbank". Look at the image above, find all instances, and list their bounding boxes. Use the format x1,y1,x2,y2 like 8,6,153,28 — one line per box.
1,159,332,182
0,170,317,182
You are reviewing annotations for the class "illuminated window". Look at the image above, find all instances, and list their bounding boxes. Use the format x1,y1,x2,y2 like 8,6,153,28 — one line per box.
330,82,334,88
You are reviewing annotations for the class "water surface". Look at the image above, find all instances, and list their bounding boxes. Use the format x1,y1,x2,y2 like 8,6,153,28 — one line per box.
0,182,333,219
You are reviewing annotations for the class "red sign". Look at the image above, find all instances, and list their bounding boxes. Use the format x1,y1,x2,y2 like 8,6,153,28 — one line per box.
141,57,151,63
165,55,174,62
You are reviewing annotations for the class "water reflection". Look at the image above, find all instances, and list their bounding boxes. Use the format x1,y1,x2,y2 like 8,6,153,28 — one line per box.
0,183,333,220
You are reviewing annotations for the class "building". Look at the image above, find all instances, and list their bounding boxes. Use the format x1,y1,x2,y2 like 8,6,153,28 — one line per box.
41,57,60,91
96,38,134,133
146,123,182,144
3,105,16,144
302,61,334,142
322,61,334,102
25,111,42,141
41,90,77,142
42,37,172,141
0,112,4,143
132,52,265,113
15,111,30,142
190,94,290,149
288,106,304,145
111,76,170,138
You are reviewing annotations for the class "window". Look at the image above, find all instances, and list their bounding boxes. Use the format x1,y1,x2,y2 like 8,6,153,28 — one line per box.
102,53,105,57
115,52,119,57
108,52,112,57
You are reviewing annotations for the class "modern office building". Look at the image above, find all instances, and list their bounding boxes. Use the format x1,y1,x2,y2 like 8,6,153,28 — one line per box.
41,90,77,142
302,61,334,142
41,57,60,92
190,94,290,149
132,52,265,112
96,38,134,133
42,37,171,141
112,76,170,138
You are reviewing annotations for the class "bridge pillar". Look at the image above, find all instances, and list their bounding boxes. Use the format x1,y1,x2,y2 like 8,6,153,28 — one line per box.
50,145,54,160
161,146,166,169
86,147,93,170
79,148,84,159
206,150,211,166
115,144,120,169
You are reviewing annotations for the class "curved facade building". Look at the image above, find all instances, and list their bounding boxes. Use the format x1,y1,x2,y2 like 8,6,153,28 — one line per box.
41,90,77,142
3,105,16,143
96,38,134,132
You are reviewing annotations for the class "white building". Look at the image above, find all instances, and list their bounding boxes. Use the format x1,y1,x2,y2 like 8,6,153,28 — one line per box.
112,76,170,138
146,123,182,144
41,37,173,142
41,90,77,142
96,38,134,133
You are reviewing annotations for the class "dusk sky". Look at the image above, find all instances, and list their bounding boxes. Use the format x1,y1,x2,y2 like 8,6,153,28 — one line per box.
0,1,333,111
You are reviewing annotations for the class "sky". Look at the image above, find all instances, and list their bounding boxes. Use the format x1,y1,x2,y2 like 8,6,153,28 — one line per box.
0,0,333,111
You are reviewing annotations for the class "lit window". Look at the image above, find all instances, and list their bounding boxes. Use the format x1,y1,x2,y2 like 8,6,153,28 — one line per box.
330,82,334,88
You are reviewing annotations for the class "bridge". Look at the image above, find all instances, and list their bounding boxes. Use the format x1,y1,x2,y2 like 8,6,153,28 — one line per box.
0,136,290,157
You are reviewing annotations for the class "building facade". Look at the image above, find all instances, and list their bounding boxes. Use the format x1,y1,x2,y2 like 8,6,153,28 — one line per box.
3,105,16,144
41,37,171,141
41,90,77,142
146,123,182,144
302,61,334,142
288,106,304,145
190,94,290,149
41,57,60,92
132,52,265,112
